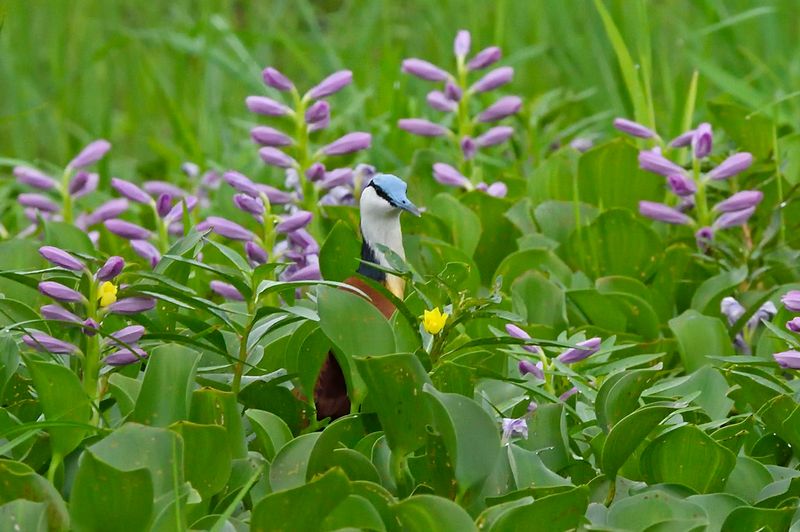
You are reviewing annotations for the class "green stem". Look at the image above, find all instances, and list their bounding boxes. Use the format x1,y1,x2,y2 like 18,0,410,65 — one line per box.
47,452,62,484
455,60,476,184
390,452,412,498
292,90,323,237
773,123,785,244
693,157,710,228
61,168,74,225
231,302,256,395
83,281,101,424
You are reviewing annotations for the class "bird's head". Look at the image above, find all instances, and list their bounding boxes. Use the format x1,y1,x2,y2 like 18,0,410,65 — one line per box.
360,173,421,218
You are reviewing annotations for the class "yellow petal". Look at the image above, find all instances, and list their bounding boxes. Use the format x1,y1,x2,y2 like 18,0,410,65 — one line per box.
98,281,118,307
423,307,448,335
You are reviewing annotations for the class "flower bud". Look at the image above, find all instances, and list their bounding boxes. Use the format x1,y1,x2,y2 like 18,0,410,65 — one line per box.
305,100,330,124
96,256,125,281
246,241,268,265
669,130,695,148
692,122,713,158
307,70,353,99
18,193,59,213
774,350,800,369
210,280,244,301
476,126,514,147
40,304,81,323
444,81,462,101
467,46,502,70
638,150,686,177
143,181,185,198
321,132,372,156
39,246,85,271
667,173,697,197
245,95,290,116
276,211,313,233
398,119,450,137
262,66,293,91
156,194,172,217
111,178,152,204
39,281,84,303
250,126,292,147
223,171,259,197
470,66,514,93
14,166,56,190
427,91,457,112
782,290,800,312
306,162,326,182
233,194,265,217
433,163,470,189
454,30,471,58
105,347,148,366
612,118,656,139
401,58,450,82
104,219,151,240
713,207,756,230
87,199,129,225
477,96,522,122
708,153,753,180
201,216,256,241
107,297,156,315
320,168,353,190
486,182,508,198
23,331,78,354
518,360,544,379
787,317,800,333
639,201,693,225
69,139,111,169
259,147,296,168
461,137,477,160
713,190,763,213
131,240,160,268
557,337,602,363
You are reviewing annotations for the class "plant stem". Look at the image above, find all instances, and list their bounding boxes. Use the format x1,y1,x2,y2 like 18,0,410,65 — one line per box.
83,280,101,425
231,301,256,395
61,168,74,225
692,157,709,228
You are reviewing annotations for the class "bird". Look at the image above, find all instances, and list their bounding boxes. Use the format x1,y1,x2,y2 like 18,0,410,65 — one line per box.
313,173,420,420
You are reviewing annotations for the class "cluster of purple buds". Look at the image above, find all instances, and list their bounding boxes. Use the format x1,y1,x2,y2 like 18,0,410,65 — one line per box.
720,296,776,354
13,140,110,233
505,324,545,379
775,292,800,369
400,29,518,197
180,162,222,209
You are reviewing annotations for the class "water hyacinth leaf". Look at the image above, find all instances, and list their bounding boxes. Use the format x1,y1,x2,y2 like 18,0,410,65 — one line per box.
0,334,20,400
668,310,733,373
723,456,773,504
596,368,660,433
518,403,570,473
708,101,773,159
429,193,482,256
690,266,748,316
355,354,432,458
640,424,736,493
130,344,201,427
169,421,231,500
758,394,800,453
189,388,247,460
0,499,49,532
69,451,154,532
507,444,571,490
0,460,69,530
720,505,796,532
0,239,46,302
42,220,95,255
644,366,733,421
686,494,747,532
493,248,572,292
422,383,501,495
269,433,321,491
319,220,360,282
320,494,385,531
460,191,520,285
511,272,567,330
306,413,376,481
390,495,477,532
107,373,141,418
245,409,293,462
601,404,676,479
489,486,589,532
533,200,599,247
251,468,350,532
606,490,708,531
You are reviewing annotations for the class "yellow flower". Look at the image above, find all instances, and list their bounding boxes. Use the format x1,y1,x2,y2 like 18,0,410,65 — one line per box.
423,307,448,335
98,281,118,307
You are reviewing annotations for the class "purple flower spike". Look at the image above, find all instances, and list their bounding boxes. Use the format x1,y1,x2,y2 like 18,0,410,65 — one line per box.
782,291,800,312
39,281,84,303
143,181,185,198
461,137,477,160
713,190,763,213
276,211,313,233
401,58,450,82
40,304,81,323
96,256,125,281
321,168,354,189
285,263,321,281
454,30,471,58
669,130,695,148
246,96,290,116
501,418,528,440
708,153,753,180
202,216,256,241
288,229,319,253
477,96,522,123
223,171,259,197
69,139,111,169
518,360,544,379
234,194,265,217
445,81,462,102
305,100,330,124
131,240,160,268
638,150,686,177
156,194,172,218
87,199,129,225
468,46,502,70
259,147,297,168
39,246,85,271
257,185,293,205
486,182,508,198
695,226,714,252
111,178,152,204
639,201,693,225
667,173,697,197
470,66,514,93
262,66,293,91
774,350,800,369
307,70,353,99
557,337,602,364
613,118,656,139
105,219,151,240
246,241,269,265
251,126,292,147
105,347,148,366
108,297,156,315
398,119,450,137
427,91,457,112
23,331,78,354
210,280,244,301
713,206,756,230
14,167,56,190
433,163,470,189
787,317,800,333
692,123,713,159
321,132,372,156
306,162,326,182
476,126,514,147
18,193,59,213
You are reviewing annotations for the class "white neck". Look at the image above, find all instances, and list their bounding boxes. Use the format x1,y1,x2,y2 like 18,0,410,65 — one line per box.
359,186,405,268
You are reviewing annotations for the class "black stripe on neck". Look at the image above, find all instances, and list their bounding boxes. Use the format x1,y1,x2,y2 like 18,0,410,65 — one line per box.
357,235,386,282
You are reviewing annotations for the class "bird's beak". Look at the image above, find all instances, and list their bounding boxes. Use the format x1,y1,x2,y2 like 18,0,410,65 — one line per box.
400,200,421,217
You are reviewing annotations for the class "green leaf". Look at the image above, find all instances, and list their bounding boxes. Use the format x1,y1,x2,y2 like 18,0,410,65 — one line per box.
668,310,733,372
720,505,796,532
321,494,385,532
533,200,599,247
169,422,231,499
245,409,293,462
511,273,567,329
69,451,154,532
107,373,141,418
602,404,676,479
269,433,321,491
723,456,773,504
494,248,572,293
460,191,520,285
189,388,248,460
0,500,49,532
0,459,69,531
320,220,361,282
690,266,748,316
644,366,733,421
686,494,746,532
130,344,200,427
507,444,571,490
390,494,477,532
708,101,774,159
489,486,589,532
596,368,660,433
429,193,482,256
0,334,20,401
607,490,708,531
306,413,375,480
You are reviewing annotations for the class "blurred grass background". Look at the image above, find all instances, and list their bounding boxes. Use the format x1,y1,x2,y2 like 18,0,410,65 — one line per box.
1,0,798,177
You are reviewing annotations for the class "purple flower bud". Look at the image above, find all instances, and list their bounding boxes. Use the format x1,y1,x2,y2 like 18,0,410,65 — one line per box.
713,190,763,213
783,291,800,312
570,138,594,152
692,122,713,159
306,162,326,182
787,317,800,333
557,337,602,364
471,66,514,93
307,70,353,99
288,229,320,253
246,241,269,265
104,325,145,346
486,182,508,198
104,219,151,240
105,347,148,366
669,130,695,148
321,168,353,189
68,171,89,195
71,172,98,198
69,139,111,169
210,280,244,301
111,178,152,204
559,387,579,402
276,211,313,233
305,100,330,124
131,240,160,268
18,193,59,213
262,66,293,91
477,96,522,123
284,263,321,281
23,331,78,354
468,46,502,70
155,194,172,218
461,137,477,160
445,81,462,101
748,301,777,330
259,147,296,168
163,196,197,223
39,281,84,303
667,173,697,197
321,132,372,156
246,96,290,116
257,184,293,204
39,246,85,271
40,304,81,323
87,199,129,225
612,118,656,139
505,324,539,353
721,297,745,326
309,114,330,132
96,256,125,281
501,418,528,440
708,153,753,180
696,226,714,252
433,163,470,189
774,350,800,369
639,201,693,225
401,58,450,82
223,171,259,197
202,216,255,241
82,318,99,336
713,207,756,230
108,297,156,315
398,119,450,137
638,150,686,177
14,166,56,190
143,181,185,198
518,360,544,379
250,126,292,147
476,126,514,147
427,91,458,112
234,194,265,217
454,30,471,58
181,162,200,178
